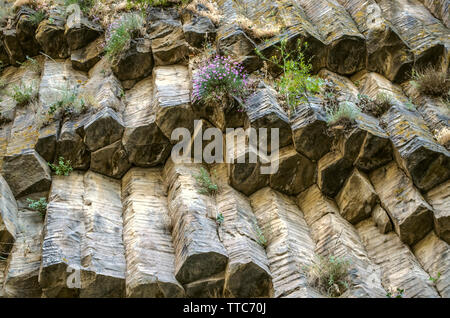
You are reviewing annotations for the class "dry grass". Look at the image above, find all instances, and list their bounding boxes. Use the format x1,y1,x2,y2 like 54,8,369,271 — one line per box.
184,0,223,26
235,15,281,41
358,92,394,117
412,66,450,99
307,254,351,297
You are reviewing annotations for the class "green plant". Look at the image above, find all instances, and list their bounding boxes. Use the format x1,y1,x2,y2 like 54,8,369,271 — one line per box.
358,92,394,117
9,82,36,106
307,255,351,297
104,13,145,62
326,101,360,126
256,39,323,109
253,222,267,248
18,56,41,74
429,272,441,285
28,9,46,26
0,0,13,25
48,157,73,176
404,98,416,111
48,87,87,119
386,288,405,298
194,167,219,196
216,212,224,225
411,66,449,99
27,198,47,218
64,0,95,14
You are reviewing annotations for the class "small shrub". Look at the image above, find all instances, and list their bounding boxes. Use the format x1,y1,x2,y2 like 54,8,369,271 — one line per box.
48,87,88,120
18,56,41,74
9,82,36,106
429,272,441,285
194,167,219,196
192,55,254,110
358,92,394,117
104,13,145,62
404,98,416,111
256,39,323,109
411,66,449,99
253,222,267,248
326,101,359,126
307,255,351,297
386,288,405,298
28,9,46,26
27,197,47,218
216,212,224,225
235,15,282,41
48,157,73,176
184,0,223,26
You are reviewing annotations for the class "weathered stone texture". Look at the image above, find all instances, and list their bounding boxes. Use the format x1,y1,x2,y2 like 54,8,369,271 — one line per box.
163,159,228,288
0,174,18,256
250,187,321,298
122,168,184,297
413,231,450,297
425,181,450,244
357,219,440,298
370,162,434,246
214,164,273,297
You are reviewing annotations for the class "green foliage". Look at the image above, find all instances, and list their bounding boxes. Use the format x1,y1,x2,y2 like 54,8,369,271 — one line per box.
326,101,360,126
256,39,323,109
63,0,95,14
18,56,41,74
411,66,449,99
28,9,46,26
358,92,394,117
27,198,47,218
253,222,267,248
126,0,190,10
194,167,218,196
404,98,416,111
216,212,224,225
104,13,145,62
9,82,36,106
308,255,351,297
429,272,441,285
386,288,405,298
48,157,73,176
0,0,13,25
48,87,87,119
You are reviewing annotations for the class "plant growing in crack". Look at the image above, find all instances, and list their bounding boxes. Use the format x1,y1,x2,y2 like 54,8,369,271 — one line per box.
27,198,47,219
255,38,323,110
194,167,219,196
252,221,267,248
48,157,73,176
429,272,441,285
386,288,405,298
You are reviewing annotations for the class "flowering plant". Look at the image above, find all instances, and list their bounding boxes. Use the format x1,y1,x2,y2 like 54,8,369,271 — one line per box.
192,55,253,110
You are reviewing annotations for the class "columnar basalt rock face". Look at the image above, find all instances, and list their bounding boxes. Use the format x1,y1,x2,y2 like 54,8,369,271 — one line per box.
147,8,189,66
296,0,367,75
425,181,450,244
297,186,387,297
122,77,171,167
375,0,449,70
39,172,126,298
335,0,413,82
418,0,449,28
381,106,450,192
336,169,378,224
413,231,450,298
0,0,449,299
370,162,434,246
162,159,228,293
153,65,194,140
244,83,292,151
269,146,315,196
121,168,184,298
0,175,18,256
250,187,321,298
356,219,440,298
2,209,43,298
214,164,273,298
402,82,450,150
290,97,332,162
